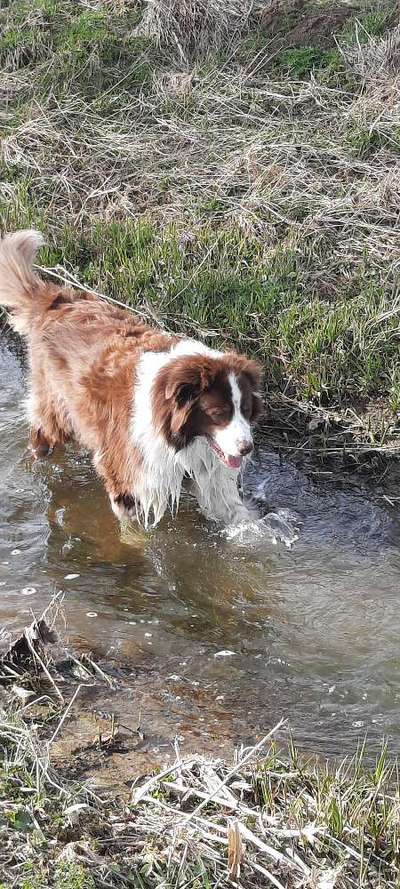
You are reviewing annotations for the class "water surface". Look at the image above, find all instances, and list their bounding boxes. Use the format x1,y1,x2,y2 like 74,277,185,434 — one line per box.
1,336,400,757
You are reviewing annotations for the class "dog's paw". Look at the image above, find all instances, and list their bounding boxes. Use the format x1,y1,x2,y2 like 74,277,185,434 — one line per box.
112,492,136,521
30,428,52,459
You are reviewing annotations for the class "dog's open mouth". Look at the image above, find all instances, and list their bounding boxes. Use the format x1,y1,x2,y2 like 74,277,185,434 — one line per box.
207,438,242,470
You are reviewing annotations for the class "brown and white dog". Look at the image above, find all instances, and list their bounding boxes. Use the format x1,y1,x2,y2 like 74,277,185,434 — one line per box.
0,230,263,527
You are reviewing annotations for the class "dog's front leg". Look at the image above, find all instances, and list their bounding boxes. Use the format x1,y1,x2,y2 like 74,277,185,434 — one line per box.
93,452,138,523
192,464,252,525
111,491,137,521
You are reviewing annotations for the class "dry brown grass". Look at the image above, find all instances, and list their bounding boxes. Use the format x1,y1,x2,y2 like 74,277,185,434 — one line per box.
2,5,400,287
139,0,255,61
1,0,400,435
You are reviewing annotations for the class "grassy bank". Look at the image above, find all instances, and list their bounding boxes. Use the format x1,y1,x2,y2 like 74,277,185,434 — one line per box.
1,0,400,448
2,724,400,889
0,609,398,888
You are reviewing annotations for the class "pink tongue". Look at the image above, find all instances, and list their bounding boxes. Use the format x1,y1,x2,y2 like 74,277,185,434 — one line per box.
227,455,242,469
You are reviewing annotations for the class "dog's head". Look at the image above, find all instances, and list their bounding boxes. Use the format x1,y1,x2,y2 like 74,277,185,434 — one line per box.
154,352,263,469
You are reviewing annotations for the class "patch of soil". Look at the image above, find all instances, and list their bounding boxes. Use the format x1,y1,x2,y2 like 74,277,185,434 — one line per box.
51,666,236,794
258,0,356,49
260,390,400,468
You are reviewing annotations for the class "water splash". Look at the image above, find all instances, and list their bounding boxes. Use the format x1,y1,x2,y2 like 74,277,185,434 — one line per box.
224,508,300,548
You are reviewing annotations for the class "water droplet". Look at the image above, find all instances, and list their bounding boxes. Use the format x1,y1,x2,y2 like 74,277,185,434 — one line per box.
21,587,37,596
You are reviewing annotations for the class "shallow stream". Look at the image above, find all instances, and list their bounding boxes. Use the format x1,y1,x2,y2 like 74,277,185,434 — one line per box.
1,336,400,760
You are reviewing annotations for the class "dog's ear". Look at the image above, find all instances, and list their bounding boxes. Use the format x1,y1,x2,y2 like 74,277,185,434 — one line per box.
228,355,264,422
244,359,264,421
167,379,199,436
165,357,214,405
240,358,263,391
250,390,263,422
164,357,215,437
165,378,201,406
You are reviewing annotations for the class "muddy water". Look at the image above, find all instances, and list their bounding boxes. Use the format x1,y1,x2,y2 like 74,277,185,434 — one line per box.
2,335,400,761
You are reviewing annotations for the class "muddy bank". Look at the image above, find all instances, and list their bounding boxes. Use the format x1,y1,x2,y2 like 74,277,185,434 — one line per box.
51,654,238,792
0,611,240,792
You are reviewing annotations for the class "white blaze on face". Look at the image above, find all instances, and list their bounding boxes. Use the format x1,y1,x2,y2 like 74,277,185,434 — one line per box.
213,373,253,462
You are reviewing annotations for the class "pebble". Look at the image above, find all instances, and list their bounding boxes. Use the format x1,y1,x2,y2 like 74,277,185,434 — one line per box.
64,573,80,580
214,650,236,658
21,587,37,596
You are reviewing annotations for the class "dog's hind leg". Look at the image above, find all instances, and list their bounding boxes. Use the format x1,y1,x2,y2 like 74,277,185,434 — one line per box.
30,426,53,457
27,377,72,458
28,407,71,457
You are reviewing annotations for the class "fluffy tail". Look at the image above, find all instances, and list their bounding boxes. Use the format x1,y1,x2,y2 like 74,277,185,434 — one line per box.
0,230,45,335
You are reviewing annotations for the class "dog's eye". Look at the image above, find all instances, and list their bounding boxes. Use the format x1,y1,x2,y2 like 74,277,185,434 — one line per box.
209,408,228,423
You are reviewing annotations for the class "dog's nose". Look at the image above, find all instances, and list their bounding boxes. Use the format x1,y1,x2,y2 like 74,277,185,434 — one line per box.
238,440,253,456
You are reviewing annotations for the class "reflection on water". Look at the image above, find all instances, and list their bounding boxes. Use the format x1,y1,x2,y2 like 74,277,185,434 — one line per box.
1,335,400,756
